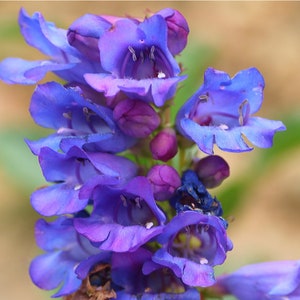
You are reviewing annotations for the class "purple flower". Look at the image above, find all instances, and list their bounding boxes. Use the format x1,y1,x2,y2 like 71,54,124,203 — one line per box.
84,13,186,107
215,260,300,299
194,155,230,188
147,164,181,201
176,67,286,154
145,211,233,287
150,128,178,161
27,81,136,154
0,8,107,85
74,176,166,252
31,146,137,216
113,98,160,138
29,216,108,297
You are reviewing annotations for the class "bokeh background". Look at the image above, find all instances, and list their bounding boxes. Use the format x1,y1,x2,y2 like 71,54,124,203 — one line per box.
0,1,299,299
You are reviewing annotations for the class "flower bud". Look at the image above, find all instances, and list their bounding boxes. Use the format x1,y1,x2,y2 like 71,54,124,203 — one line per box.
150,128,178,162
113,99,160,138
147,165,181,201
194,155,230,188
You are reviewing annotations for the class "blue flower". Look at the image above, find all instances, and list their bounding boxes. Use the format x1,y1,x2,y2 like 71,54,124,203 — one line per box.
0,8,108,85
176,67,286,154
74,176,166,252
31,146,137,216
146,211,233,287
215,260,300,299
27,81,136,154
29,216,108,298
84,13,186,107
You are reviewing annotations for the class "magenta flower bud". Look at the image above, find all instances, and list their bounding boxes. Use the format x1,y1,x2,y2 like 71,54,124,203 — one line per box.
150,128,178,162
147,165,181,201
195,155,230,188
113,99,160,138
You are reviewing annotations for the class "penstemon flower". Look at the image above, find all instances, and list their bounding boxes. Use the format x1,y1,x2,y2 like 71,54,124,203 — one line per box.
0,6,289,300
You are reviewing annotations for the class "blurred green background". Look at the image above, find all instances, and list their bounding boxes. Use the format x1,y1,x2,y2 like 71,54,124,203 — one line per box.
0,1,299,299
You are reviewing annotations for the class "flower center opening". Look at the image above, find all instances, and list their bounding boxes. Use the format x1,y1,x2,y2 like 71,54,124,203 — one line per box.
171,226,210,265
121,45,173,80
189,94,250,130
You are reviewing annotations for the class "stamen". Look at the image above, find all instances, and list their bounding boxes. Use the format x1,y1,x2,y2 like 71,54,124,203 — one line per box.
62,112,72,119
128,46,137,62
149,45,155,60
238,99,248,126
157,71,166,79
140,50,144,62
135,197,142,208
145,222,154,229
199,257,208,265
199,93,209,103
74,184,82,191
120,194,127,207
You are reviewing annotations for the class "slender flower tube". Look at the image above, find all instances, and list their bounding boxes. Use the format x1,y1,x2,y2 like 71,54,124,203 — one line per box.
214,260,300,299
176,67,286,154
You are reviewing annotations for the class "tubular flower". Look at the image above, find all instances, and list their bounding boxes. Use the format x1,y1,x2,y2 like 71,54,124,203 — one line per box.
74,176,166,253
0,8,108,85
27,81,136,154
214,260,300,299
176,67,286,154
146,211,233,287
84,13,186,107
30,146,137,216
29,216,109,298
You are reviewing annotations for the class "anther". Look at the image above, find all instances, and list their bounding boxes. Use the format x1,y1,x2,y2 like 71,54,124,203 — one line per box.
135,197,142,208
149,45,155,60
63,112,72,119
238,99,248,126
128,46,137,62
199,93,209,103
145,222,154,229
120,194,127,207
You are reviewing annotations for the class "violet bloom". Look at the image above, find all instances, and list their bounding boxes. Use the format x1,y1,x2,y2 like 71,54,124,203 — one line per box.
146,211,233,287
176,67,286,154
74,176,166,253
0,8,110,85
29,216,109,298
27,81,136,154
31,146,137,216
215,260,300,299
84,13,186,107
147,164,181,201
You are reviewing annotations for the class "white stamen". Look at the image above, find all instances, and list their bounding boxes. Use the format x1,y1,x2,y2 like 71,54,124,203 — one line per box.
149,45,155,60
200,257,208,265
238,99,248,126
157,71,166,79
63,112,72,119
120,194,128,207
219,124,229,130
145,222,154,229
128,46,137,62
74,184,82,191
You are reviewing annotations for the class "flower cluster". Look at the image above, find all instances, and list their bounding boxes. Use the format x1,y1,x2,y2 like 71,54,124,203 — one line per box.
0,7,290,300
